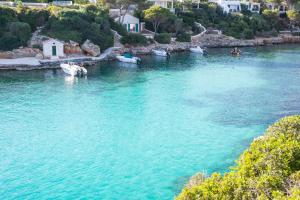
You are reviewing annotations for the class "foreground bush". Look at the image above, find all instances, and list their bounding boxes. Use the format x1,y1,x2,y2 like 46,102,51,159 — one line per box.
176,33,191,42
154,33,171,44
110,20,128,36
177,115,300,200
0,35,21,51
8,22,31,44
120,33,148,46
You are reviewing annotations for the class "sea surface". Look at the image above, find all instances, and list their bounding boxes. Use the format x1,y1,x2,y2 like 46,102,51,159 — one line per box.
1,45,300,200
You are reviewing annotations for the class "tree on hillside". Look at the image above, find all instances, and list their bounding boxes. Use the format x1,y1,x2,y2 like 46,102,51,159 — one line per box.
262,9,280,29
144,5,172,33
287,9,300,26
267,0,300,9
105,0,146,23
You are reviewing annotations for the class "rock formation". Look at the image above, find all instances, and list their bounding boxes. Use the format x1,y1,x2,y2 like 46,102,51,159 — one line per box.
64,41,83,55
0,47,42,59
81,40,101,57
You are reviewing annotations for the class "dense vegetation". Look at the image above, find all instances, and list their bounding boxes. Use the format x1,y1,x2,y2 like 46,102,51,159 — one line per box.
0,6,33,50
44,4,114,50
154,33,171,44
120,33,148,45
0,4,114,51
177,115,300,200
176,3,290,39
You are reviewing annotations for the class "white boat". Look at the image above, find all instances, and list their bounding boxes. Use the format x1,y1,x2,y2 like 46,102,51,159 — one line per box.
152,49,169,57
190,46,204,54
116,53,141,64
60,63,87,76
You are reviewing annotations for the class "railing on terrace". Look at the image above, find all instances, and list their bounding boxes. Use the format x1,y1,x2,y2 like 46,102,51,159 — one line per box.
0,1,73,7
53,1,73,6
0,1,48,7
0,1,14,6
22,2,48,7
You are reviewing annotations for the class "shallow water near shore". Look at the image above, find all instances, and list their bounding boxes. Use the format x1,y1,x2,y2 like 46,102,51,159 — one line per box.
1,44,300,200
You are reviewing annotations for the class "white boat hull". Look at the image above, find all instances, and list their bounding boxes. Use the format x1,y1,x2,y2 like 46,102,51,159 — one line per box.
152,49,168,57
190,47,204,54
116,55,141,64
60,63,87,76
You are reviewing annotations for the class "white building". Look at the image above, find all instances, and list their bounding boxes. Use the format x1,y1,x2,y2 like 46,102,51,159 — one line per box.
148,0,175,12
43,39,65,59
115,14,143,33
241,1,260,13
209,0,241,13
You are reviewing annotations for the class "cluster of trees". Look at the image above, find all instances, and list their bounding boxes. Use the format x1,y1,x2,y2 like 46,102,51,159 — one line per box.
177,115,300,200
177,3,294,39
0,6,44,50
119,1,299,42
0,4,114,51
44,4,114,50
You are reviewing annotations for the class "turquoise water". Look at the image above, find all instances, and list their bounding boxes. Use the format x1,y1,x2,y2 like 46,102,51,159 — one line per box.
1,45,300,199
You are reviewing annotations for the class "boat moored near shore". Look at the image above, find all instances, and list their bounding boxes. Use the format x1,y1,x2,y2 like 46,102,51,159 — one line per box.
152,49,170,57
116,53,141,64
60,62,87,76
190,46,204,54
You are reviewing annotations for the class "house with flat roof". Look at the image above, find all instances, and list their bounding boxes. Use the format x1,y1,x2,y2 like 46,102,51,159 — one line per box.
148,0,175,12
209,0,241,13
242,1,260,13
115,14,143,33
43,39,65,59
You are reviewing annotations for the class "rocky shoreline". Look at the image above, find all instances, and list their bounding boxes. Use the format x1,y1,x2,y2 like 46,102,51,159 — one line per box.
1,34,300,70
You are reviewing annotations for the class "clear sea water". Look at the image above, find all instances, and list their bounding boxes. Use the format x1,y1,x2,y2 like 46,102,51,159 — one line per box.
1,45,300,200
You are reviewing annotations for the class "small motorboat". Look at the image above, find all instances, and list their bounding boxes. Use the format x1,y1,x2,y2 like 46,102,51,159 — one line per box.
231,47,241,56
116,53,141,64
152,49,170,57
190,46,204,54
60,62,87,76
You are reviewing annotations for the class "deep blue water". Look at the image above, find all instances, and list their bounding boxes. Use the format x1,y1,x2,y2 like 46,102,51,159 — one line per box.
1,45,300,199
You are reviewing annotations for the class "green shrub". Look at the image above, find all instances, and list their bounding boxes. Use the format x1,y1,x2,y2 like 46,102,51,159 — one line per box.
154,33,171,44
0,35,21,51
17,7,50,31
262,9,285,31
177,115,300,200
242,29,254,39
120,33,148,46
74,0,90,5
176,33,191,42
46,30,83,43
292,31,300,36
110,20,128,36
0,6,17,28
8,22,31,45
